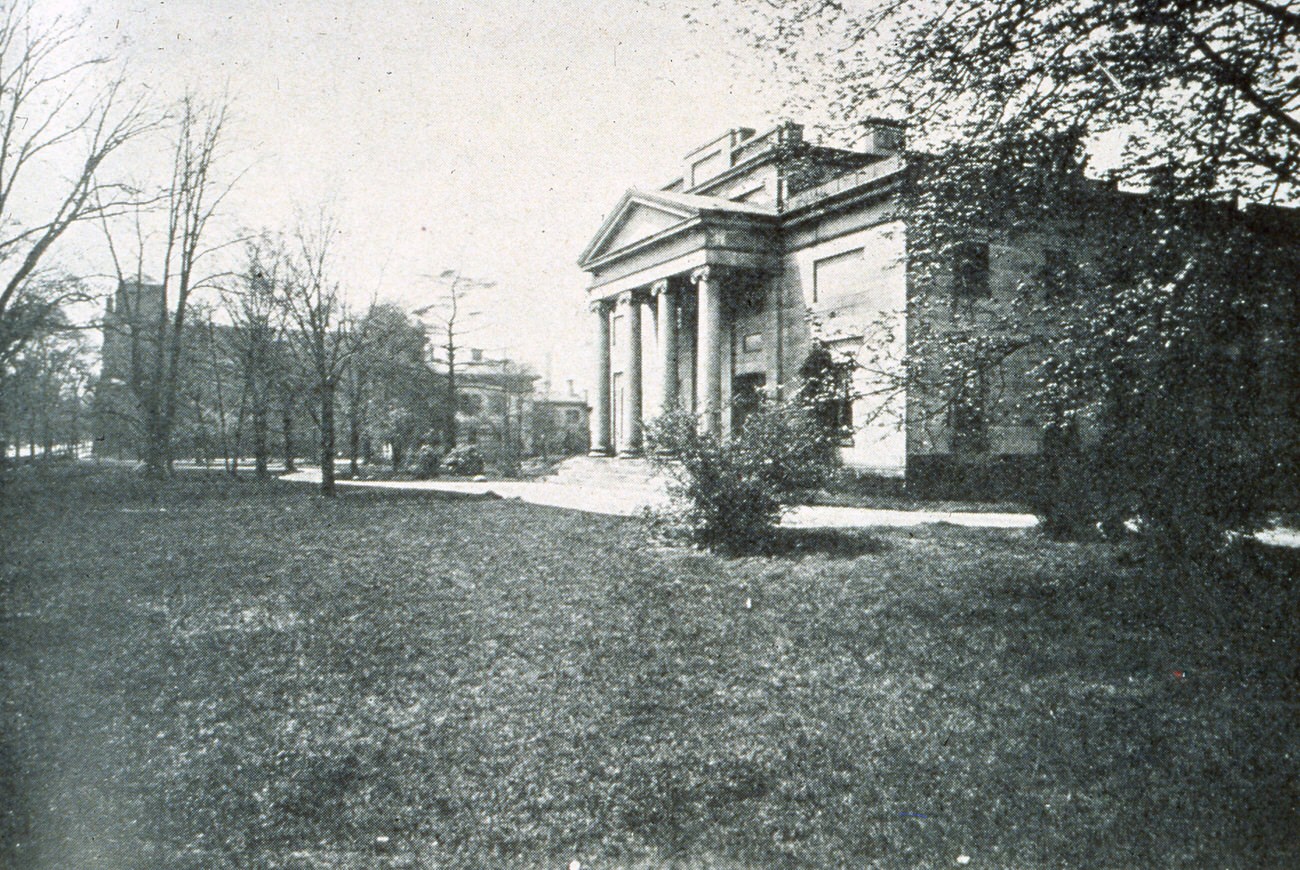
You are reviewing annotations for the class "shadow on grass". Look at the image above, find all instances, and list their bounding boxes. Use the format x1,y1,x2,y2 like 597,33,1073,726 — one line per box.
760,526,889,558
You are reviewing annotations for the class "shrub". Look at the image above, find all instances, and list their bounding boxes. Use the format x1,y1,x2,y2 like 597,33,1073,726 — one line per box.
646,401,838,554
411,445,441,480
443,445,485,477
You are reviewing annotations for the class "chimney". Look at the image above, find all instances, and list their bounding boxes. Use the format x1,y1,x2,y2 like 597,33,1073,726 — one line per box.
566,379,575,396
862,118,904,156
470,348,483,362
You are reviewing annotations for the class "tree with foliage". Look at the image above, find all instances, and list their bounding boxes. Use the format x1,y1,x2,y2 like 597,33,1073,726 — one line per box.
696,0,1298,200
0,306,90,461
347,302,438,473
693,0,1300,564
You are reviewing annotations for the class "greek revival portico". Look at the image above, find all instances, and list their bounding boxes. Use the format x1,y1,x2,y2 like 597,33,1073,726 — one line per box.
579,187,778,456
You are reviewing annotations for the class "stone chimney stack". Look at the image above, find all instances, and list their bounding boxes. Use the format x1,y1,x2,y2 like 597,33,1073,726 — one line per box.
861,118,905,157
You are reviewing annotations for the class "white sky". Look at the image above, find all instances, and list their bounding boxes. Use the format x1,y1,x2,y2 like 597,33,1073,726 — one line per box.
41,0,783,393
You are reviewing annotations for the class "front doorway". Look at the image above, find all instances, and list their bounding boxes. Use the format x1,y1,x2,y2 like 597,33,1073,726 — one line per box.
612,371,624,450
731,372,766,432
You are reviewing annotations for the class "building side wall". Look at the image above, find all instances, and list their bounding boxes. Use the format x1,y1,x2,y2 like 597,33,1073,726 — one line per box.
779,217,908,475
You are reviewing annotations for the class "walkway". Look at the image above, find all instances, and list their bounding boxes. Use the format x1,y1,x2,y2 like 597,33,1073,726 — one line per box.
279,468,1041,530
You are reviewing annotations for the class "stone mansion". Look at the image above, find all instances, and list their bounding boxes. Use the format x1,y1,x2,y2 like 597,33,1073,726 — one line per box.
578,121,1298,492
580,121,917,477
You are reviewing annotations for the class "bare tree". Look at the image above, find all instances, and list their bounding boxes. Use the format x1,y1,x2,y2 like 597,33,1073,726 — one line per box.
278,215,369,497
412,269,494,449
103,93,234,477
0,1,155,371
223,236,287,478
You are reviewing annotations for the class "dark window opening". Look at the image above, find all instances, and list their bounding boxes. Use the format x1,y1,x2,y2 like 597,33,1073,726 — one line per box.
952,241,990,300
1041,247,1077,299
731,373,767,432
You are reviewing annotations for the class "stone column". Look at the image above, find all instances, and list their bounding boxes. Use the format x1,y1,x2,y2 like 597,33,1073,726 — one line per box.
589,300,612,456
617,290,643,456
652,279,677,415
693,265,722,433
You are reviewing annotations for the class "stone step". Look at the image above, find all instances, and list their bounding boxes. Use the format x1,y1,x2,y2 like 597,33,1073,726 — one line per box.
545,456,672,491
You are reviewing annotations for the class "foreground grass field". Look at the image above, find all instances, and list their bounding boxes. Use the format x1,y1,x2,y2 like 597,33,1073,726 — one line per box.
1,467,1296,868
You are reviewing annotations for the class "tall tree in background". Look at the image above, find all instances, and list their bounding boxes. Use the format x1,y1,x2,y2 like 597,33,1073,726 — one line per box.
0,306,90,461
0,1,153,374
103,94,234,477
413,269,494,449
224,236,286,478
279,215,368,497
342,302,434,474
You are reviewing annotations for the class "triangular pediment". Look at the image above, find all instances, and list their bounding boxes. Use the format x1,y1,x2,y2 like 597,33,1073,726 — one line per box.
579,191,697,267
602,203,686,253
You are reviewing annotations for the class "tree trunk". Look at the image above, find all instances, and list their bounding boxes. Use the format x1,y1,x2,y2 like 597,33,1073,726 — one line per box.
320,383,336,497
349,414,360,478
253,408,269,479
143,417,170,478
282,408,295,472
445,331,457,448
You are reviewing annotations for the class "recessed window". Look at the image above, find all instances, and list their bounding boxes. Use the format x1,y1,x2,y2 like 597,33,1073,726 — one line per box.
812,248,864,303
742,332,763,354
565,409,581,424
1041,247,1077,299
952,241,990,299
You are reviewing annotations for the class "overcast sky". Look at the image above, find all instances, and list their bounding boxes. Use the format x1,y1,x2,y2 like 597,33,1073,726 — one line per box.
52,0,783,392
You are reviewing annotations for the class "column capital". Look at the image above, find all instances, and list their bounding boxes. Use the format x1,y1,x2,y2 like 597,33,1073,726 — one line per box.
588,297,612,315
649,278,671,297
616,289,644,307
690,265,713,285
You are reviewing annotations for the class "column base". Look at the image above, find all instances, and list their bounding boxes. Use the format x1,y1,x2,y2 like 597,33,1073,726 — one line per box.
588,447,613,457
616,448,643,459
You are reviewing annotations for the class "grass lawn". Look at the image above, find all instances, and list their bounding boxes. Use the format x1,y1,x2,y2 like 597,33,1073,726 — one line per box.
1,466,1296,868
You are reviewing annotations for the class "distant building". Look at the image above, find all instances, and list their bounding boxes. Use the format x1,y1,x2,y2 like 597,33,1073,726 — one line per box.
445,349,539,456
528,380,590,457
94,280,165,458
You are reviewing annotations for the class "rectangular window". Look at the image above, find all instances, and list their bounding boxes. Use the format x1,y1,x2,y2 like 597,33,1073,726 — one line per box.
742,332,763,354
952,241,990,299
1041,247,1076,299
565,408,581,424
812,247,864,303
